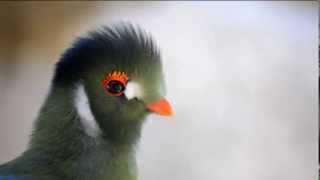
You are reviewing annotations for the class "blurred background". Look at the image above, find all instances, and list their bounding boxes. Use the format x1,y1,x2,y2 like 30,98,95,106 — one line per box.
0,1,317,180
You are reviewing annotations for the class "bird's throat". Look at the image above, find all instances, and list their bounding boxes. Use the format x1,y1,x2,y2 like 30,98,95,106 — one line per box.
25,85,141,180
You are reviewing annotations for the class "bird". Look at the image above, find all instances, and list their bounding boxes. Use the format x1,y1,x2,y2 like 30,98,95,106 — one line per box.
0,23,173,180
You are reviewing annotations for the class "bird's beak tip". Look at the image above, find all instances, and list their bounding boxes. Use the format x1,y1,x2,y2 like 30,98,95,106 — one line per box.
146,97,173,117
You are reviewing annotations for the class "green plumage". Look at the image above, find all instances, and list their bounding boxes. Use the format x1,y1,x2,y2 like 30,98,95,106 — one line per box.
0,23,166,180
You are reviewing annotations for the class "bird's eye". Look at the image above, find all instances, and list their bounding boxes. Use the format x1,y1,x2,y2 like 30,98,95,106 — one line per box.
106,80,125,96
101,70,129,97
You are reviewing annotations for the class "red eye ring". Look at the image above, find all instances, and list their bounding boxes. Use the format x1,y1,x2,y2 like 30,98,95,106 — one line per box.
101,70,129,96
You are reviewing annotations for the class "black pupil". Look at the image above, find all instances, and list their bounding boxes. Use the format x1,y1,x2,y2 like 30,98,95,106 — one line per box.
107,80,125,94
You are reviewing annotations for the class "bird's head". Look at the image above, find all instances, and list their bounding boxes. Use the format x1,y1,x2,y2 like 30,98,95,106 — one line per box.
52,23,172,139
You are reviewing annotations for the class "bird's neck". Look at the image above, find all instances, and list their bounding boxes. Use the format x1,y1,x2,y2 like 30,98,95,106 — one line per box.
24,85,140,180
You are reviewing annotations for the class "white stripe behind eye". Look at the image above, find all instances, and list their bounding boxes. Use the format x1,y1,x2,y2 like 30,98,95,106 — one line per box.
74,83,101,138
124,81,143,100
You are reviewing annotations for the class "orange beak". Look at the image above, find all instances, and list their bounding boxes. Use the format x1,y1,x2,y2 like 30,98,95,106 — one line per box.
146,98,173,116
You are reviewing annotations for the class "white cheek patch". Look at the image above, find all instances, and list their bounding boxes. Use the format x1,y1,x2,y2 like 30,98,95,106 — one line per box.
124,81,143,100
74,83,101,138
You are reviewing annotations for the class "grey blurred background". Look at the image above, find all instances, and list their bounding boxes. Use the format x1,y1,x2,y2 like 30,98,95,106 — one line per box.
0,1,317,180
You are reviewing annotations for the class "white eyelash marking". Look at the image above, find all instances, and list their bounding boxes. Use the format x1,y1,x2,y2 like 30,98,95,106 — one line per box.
74,83,101,138
124,81,143,100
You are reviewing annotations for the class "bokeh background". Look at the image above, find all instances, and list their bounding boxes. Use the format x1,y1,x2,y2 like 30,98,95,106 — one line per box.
0,1,317,180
